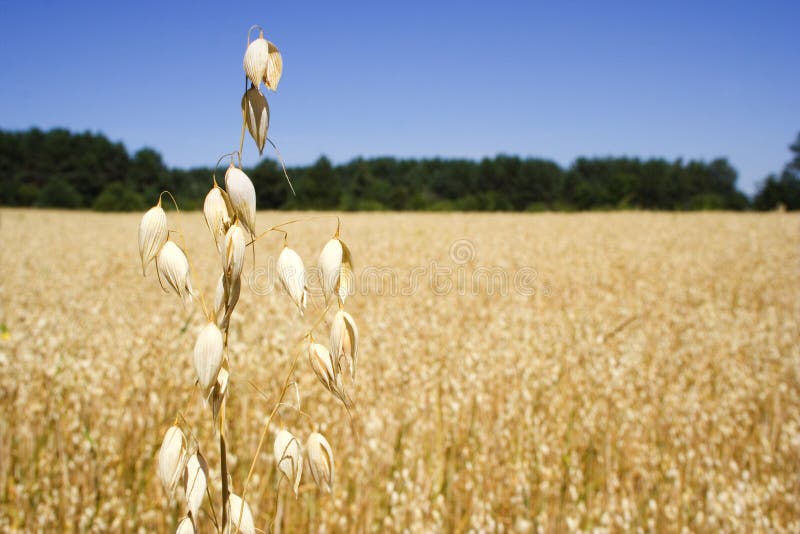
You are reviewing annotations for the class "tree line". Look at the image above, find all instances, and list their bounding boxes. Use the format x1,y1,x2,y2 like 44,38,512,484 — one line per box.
1,128,798,211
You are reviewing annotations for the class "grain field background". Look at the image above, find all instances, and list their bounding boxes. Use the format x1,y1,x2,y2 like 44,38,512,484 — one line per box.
0,209,798,532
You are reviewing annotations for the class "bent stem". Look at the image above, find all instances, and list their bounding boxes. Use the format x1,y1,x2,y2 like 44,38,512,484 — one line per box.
213,152,240,184
234,351,301,534
248,215,341,247
247,24,263,45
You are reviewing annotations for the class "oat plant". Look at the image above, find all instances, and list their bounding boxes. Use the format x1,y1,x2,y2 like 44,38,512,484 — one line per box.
137,25,359,534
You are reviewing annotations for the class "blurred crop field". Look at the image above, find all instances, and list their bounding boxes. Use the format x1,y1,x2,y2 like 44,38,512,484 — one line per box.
0,208,799,533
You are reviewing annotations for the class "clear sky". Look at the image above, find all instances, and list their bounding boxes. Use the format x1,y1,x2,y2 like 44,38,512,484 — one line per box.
1,1,797,193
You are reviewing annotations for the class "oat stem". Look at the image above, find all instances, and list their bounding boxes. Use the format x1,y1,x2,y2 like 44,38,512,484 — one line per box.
247,24,263,44
212,152,240,184
219,401,230,533
235,351,301,534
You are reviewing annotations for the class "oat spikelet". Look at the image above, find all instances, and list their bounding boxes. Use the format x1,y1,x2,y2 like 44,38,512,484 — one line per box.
138,202,168,275
330,309,359,381
184,453,208,519
242,84,269,155
319,238,343,300
308,342,336,391
225,165,256,237
265,40,282,91
175,517,195,534
157,426,186,495
243,35,269,91
203,186,231,251
193,322,224,392
226,493,255,534
306,432,334,494
214,273,241,330
223,223,246,281
274,429,302,498
214,273,226,324
156,241,193,302
210,365,229,426
277,245,307,315
308,340,352,407
337,239,354,305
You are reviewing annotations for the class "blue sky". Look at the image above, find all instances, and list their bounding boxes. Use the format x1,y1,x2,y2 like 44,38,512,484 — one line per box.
0,1,797,193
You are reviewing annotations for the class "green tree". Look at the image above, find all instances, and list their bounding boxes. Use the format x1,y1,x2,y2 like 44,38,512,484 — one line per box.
297,156,339,209
35,177,82,208
92,181,146,211
128,148,170,198
754,131,800,210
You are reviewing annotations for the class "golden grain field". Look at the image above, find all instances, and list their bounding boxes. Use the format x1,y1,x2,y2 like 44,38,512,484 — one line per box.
0,209,798,533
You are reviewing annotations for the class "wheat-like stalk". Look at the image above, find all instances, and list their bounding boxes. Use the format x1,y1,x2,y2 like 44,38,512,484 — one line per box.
137,25,358,534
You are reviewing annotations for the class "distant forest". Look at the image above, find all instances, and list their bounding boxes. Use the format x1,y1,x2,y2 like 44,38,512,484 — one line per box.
1,128,798,211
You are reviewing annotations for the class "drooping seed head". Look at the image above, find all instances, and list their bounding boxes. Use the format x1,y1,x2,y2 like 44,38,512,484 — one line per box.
243,36,269,90
319,238,343,299
184,453,208,519
278,245,307,315
156,241,193,303
330,309,359,381
214,273,226,324
264,40,282,90
214,273,241,330
337,240,354,304
225,165,256,237
176,517,195,534
223,223,246,281
309,341,336,388
193,322,224,392
308,340,352,407
273,428,302,497
226,493,255,534
157,425,185,495
203,186,231,251
138,202,168,276
306,432,334,494
242,84,269,154
243,33,282,92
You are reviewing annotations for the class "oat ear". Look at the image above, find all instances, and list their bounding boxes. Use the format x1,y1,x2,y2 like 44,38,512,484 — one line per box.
193,322,224,392
241,84,269,154
265,41,282,91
